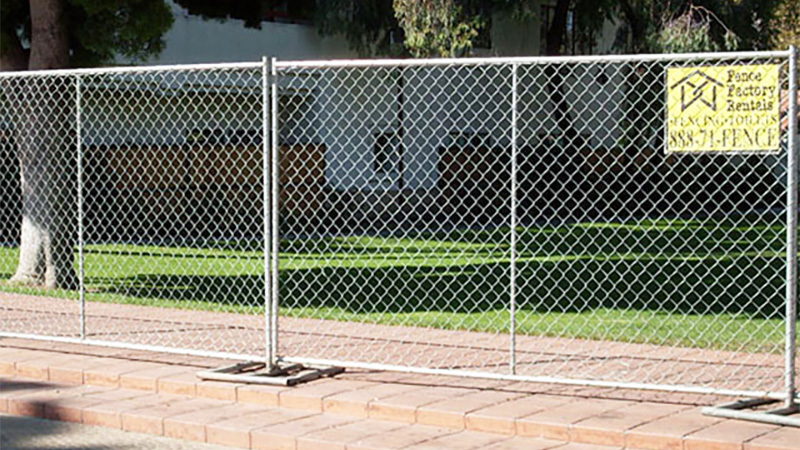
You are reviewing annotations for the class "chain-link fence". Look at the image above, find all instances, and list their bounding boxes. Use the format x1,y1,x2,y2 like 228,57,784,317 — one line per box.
0,50,798,401
0,63,267,359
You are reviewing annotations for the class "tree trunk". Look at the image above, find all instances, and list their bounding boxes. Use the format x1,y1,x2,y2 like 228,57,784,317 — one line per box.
545,0,570,57
0,33,29,72
544,0,576,139
618,0,646,53
8,0,77,289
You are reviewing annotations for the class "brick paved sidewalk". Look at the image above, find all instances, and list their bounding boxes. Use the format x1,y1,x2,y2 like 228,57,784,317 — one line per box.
1,338,797,450
1,292,795,396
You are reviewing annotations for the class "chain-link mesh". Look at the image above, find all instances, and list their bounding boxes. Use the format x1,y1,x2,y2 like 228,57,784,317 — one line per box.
276,54,797,395
0,65,266,357
1,73,80,338
0,52,797,397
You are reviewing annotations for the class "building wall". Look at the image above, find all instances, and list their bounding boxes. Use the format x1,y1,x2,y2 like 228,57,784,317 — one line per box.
110,0,628,195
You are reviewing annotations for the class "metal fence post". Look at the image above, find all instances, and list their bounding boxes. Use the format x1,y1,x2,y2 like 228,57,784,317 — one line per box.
510,63,518,375
262,56,275,367
75,74,86,340
787,45,799,408
270,57,280,367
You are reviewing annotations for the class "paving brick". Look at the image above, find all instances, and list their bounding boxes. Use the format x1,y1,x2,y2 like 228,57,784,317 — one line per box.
685,420,778,450
555,443,621,450
236,383,289,407
338,371,415,384
0,377,68,397
15,353,94,382
466,394,576,434
48,355,120,385
44,385,143,423
157,371,199,396
14,356,59,380
368,386,474,424
322,383,424,418
0,349,53,375
745,427,800,450
163,401,264,442
119,365,192,391
346,424,460,450
515,398,630,441
207,408,314,449
1,363,13,377
250,413,358,450
183,356,230,368
625,408,723,450
397,374,514,391
404,429,511,450
0,346,24,355
482,436,565,450
296,418,406,450
81,393,183,429
0,348,52,365
0,340,788,450
121,398,211,435
83,360,159,387
417,390,524,430
4,383,85,419
278,380,375,412
570,402,689,446
196,380,239,401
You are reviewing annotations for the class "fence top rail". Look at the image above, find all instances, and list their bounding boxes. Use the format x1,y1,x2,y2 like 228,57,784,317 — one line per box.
0,61,263,79
0,50,790,78
275,49,792,69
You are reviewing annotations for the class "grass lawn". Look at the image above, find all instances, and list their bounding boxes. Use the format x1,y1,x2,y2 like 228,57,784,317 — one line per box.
0,216,792,353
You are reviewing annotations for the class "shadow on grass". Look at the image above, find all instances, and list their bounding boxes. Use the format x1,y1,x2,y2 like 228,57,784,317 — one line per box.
83,218,787,321
0,216,790,327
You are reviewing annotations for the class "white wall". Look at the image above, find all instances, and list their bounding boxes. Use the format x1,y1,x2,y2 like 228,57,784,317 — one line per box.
286,62,626,192
103,0,628,193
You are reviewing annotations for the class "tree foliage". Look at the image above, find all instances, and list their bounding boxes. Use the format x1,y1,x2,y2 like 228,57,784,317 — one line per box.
393,0,484,57
0,0,174,68
616,0,793,53
651,5,739,53
768,0,800,49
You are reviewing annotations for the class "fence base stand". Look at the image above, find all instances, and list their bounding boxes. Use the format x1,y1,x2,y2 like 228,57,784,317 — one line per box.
196,361,345,387
702,398,799,427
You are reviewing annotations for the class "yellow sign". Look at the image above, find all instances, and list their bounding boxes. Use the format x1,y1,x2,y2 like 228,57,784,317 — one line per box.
666,64,781,152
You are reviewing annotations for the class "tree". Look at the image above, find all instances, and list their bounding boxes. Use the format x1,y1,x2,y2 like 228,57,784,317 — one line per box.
613,0,794,54
393,0,484,58
768,0,800,49
0,0,173,289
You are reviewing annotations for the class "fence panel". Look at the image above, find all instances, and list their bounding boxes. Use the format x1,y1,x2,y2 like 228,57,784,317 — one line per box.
274,62,517,373
0,64,267,359
513,55,790,393
274,53,797,397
